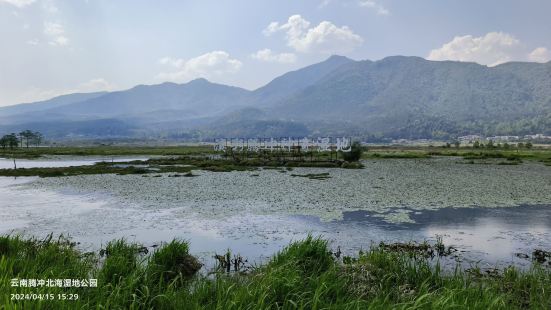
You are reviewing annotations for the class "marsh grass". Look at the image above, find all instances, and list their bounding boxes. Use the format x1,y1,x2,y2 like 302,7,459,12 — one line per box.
0,146,215,159
290,172,331,180
363,146,551,163
0,154,363,178
0,164,163,178
2,234,550,309
364,152,431,159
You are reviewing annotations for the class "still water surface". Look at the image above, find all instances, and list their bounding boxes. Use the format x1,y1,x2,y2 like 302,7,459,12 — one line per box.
1,157,550,268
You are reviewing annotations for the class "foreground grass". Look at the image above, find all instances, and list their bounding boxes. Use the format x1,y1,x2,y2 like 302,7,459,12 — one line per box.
1,235,550,309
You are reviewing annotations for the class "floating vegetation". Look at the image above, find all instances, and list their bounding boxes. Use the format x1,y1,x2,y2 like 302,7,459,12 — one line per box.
0,164,161,178
340,161,363,169
364,152,431,159
497,160,522,165
465,267,503,280
213,250,250,273
458,157,523,165
532,249,551,265
28,158,551,222
168,171,196,177
290,172,331,180
377,237,457,259
0,154,362,178
515,253,530,259
515,249,551,265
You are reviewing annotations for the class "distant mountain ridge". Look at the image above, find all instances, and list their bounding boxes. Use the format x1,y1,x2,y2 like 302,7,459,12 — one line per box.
1,56,550,140
0,92,106,118
250,55,354,106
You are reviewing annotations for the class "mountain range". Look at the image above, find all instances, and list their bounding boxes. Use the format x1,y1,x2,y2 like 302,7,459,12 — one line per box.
1,55,550,141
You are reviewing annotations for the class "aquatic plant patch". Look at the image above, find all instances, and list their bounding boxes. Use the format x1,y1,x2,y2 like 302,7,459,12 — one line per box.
27,157,551,223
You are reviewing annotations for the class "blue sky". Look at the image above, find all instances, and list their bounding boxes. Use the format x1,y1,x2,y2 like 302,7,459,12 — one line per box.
1,0,550,106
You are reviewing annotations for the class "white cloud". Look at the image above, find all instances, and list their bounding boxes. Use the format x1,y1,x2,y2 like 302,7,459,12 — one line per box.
44,21,63,36
528,47,551,63
42,0,58,13
264,15,363,54
43,21,69,46
76,78,115,93
263,22,281,36
49,36,68,46
318,0,332,9
26,38,39,45
0,0,35,8
156,51,243,82
358,0,389,15
251,49,297,63
427,32,549,66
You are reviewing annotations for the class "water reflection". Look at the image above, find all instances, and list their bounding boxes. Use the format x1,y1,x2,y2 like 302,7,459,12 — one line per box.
338,206,551,267
0,156,148,169
1,171,550,269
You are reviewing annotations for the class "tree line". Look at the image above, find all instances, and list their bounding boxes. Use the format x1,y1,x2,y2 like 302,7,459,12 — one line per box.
0,130,43,150
472,140,533,149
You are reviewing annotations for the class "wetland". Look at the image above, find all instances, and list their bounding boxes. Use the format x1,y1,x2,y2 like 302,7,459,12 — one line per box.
1,147,551,268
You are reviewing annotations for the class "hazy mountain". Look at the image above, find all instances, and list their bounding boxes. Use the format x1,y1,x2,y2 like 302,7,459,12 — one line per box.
201,107,310,138
0,92,106,118
268,56,551,138
0,79,253,138
42,79,250,119
250,55,354,106
0,119,136,138
2,55,551,140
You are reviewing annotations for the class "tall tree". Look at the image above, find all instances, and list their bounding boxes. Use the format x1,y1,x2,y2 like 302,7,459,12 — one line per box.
0,136,7,150
2,133,19,150
21,130,35,148
18,131,24,148
32,131,43,147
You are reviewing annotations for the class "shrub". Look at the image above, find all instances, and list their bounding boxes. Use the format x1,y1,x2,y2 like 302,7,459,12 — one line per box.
340,141,363,162
147,239,202,285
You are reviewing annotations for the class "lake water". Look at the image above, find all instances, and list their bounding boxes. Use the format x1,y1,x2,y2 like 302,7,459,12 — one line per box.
1,156,550,269
0,156,149,169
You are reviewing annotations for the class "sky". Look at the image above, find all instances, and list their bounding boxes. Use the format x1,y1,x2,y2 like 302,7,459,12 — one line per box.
1,0,550,107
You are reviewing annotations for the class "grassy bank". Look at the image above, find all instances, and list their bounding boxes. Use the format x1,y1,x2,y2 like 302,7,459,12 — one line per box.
2,144,550,163
1,145,549,177
0,155,362,178
363,146,551,162
0,145,215,159
1,235,550,309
